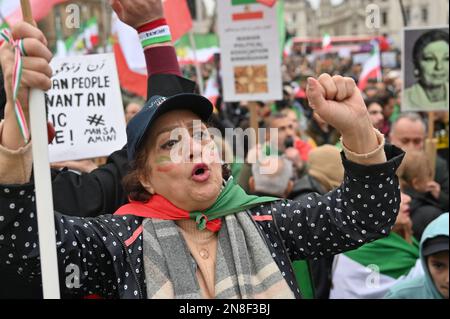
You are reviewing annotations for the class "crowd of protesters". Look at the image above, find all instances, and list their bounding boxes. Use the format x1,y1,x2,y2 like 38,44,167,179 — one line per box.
192,48,449,299
0,0,448,300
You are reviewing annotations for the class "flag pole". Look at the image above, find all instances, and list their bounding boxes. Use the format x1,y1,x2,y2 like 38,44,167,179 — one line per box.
188,31,205,95
425,112,437,180
21,0,61,299
376,41,382,83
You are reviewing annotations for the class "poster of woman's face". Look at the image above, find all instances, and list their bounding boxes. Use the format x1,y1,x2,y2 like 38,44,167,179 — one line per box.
402,26,449,112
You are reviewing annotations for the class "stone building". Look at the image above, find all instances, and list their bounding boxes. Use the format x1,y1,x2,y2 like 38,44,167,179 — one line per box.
285,0,449,46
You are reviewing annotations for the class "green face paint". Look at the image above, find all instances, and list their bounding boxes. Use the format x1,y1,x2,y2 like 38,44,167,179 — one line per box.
155,155,172,164
155,155,175,173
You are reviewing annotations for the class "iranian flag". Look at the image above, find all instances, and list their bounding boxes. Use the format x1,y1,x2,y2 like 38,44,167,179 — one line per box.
232,0,277,6
63,17,99,55
204,70,220,107
163,0,193,41
322,33,332,50
65,27,87,55
283,37,293,58
358,40,382,90
175,33,219,65
1,0,68,25
84,17,99,50
330,232,424,299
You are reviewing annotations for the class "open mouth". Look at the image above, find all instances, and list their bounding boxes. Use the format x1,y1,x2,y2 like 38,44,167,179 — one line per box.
191,163,211,183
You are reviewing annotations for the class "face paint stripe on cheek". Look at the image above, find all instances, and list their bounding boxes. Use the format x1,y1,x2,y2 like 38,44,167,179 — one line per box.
156,155,172,164
155,156,176,173
156,165,176,173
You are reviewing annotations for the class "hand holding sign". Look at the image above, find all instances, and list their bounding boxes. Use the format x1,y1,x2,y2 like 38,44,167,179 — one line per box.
110,0,164,29
306,74,380,157
0,22,52,150
0,0,62,299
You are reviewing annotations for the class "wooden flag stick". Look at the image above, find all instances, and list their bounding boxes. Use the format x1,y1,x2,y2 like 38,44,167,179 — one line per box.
427,111,435,139
425,112,438,181
249,101,260,146
188,31,205,95
20,0,33,23
21,0,61,299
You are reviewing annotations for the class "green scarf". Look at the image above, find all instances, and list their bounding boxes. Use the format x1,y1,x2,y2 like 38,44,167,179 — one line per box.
191,179,279,231
116,178,279,232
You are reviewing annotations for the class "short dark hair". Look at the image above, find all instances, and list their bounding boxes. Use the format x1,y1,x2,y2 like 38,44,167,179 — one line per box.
413,30,449,73
267,112,288,128
364,97,382,109
379,90,396,107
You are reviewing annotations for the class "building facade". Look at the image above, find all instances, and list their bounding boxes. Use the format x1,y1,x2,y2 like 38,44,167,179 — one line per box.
285,0,449,46
33,0,450,50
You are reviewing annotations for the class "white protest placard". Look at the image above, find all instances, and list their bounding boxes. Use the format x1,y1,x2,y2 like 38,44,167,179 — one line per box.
46,53,127,162
217,0,282,102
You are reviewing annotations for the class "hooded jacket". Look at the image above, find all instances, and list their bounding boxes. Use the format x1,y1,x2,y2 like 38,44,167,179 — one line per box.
385,213,449,299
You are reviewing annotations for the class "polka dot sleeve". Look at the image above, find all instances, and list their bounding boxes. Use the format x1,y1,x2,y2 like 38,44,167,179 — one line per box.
273,144,405,261
0,183,118,298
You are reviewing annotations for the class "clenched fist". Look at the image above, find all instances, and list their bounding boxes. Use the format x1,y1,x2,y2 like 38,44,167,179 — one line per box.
306,74,379,156
110,0,164,29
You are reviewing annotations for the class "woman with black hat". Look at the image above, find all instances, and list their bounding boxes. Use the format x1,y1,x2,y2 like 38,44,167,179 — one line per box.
0,0,405,299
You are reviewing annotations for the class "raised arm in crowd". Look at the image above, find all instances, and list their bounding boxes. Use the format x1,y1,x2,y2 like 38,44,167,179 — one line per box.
0,0,405,299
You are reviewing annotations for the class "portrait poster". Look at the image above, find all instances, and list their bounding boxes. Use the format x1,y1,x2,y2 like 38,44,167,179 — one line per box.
402,26,449,111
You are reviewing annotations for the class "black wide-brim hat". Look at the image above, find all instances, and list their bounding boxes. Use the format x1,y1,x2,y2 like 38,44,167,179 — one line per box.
127,94,213,162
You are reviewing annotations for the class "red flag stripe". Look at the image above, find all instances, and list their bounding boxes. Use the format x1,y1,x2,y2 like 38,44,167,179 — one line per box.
232,11,264,21
163,0,193,41
113,42,147,98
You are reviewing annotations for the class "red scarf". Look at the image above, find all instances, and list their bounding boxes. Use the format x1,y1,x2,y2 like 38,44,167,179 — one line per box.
115,181,278,232
115,195,222,232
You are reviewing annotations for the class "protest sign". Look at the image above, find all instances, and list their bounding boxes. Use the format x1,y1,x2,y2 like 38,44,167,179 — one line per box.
46,53,127,162
217,0,282,102
402,26,449,112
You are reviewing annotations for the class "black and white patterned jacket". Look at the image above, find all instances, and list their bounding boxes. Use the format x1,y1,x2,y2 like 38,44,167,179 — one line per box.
0,145,404,299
